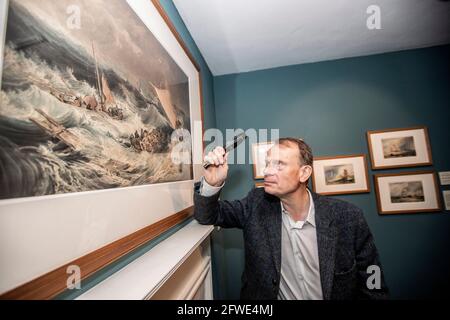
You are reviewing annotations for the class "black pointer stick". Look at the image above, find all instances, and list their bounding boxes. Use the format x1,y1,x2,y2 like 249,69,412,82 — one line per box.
202,133,247,169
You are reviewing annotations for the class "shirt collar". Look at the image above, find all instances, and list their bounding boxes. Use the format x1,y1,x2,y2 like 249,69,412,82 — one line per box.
280,189,316,228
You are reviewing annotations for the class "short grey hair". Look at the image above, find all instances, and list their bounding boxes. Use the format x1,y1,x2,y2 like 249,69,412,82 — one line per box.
276,137,313,166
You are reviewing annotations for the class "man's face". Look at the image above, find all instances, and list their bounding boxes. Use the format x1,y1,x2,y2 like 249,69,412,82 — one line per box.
263,144,305,197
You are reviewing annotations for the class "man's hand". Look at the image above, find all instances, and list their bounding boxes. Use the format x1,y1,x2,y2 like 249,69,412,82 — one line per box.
204,146,228,187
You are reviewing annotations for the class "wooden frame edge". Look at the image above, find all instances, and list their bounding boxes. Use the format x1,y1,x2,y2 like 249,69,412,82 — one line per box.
151,0,207,187
0,206,193,300
255,181,265,188
150,0,201,72
151,0,206,154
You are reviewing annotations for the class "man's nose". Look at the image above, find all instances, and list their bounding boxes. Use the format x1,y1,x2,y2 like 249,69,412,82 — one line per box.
263,166,276,176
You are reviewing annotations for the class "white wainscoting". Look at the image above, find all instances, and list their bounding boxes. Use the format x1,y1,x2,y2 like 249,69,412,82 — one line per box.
76,220,214,300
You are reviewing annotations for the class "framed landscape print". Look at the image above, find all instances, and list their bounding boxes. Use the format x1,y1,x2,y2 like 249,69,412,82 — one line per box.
367,126,433,169
374,171,441,215
312,154,370,195
251,141,274,179
0,0,204,299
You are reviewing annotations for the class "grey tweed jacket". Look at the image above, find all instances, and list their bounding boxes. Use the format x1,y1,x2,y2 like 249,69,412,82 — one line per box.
193,182,389,300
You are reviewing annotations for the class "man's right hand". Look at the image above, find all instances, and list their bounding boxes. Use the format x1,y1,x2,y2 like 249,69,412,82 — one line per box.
204,146,228,187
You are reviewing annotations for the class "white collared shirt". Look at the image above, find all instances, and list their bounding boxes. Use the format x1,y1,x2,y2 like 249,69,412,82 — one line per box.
278,189,323,300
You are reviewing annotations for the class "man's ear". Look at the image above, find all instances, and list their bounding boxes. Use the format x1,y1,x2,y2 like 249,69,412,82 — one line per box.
299,165,312,183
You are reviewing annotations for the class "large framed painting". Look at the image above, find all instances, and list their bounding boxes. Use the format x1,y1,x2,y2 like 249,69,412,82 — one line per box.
0,0,205,299
367,126,433,170
312,154,370,195
374,171,441,215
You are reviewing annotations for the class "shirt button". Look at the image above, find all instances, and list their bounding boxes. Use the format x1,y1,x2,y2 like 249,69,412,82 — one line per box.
272,278,277,285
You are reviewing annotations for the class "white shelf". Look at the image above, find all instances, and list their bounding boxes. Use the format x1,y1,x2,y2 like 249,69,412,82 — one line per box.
76,220,214,300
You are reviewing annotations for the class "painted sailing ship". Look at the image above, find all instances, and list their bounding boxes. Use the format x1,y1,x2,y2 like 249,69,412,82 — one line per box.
31,41,173,154
47,41,124,120
126,78,182,153
148,81,178,129
128,81,181,153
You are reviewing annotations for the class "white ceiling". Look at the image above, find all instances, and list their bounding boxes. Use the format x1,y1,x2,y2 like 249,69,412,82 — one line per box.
172,0,450,76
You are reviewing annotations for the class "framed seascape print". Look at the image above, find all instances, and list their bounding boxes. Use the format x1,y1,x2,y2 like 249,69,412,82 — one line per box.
0,0,205,299
367,126,433,169
374,171,441,215
312,154,370,195
251,141,274,179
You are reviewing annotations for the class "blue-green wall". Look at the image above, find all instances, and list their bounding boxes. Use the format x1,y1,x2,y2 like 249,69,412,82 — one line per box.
212,45,450,299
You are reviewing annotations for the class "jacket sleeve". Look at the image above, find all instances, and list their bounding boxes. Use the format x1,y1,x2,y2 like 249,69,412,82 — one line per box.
193,181,252,229
354,210,390,299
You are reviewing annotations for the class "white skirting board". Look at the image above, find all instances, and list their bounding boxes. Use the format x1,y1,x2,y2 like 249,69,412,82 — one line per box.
76,220,214,300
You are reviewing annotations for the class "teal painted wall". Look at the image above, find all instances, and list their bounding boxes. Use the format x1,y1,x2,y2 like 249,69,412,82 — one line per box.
212,45,450,299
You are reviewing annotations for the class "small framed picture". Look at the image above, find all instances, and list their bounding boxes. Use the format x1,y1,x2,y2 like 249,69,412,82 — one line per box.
367,126,433,169
251,142,274,179
374,171,441,215
312,154,370,195
443,190,450,211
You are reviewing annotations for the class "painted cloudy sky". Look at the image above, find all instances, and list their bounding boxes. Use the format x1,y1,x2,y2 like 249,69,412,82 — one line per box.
16,0,188,88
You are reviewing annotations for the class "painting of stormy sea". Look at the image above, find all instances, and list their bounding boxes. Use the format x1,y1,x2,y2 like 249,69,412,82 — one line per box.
0,0,192,200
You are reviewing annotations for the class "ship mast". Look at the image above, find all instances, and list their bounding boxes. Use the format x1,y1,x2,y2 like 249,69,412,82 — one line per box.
91,41,104,105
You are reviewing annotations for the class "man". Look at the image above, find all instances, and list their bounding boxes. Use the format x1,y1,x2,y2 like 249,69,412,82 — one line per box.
194,138,389,300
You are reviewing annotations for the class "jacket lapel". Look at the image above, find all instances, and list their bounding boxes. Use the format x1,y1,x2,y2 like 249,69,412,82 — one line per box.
262,193,282,276
312,192,337,300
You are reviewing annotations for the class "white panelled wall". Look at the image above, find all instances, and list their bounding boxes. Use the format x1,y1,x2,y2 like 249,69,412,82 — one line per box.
77,220,214,300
